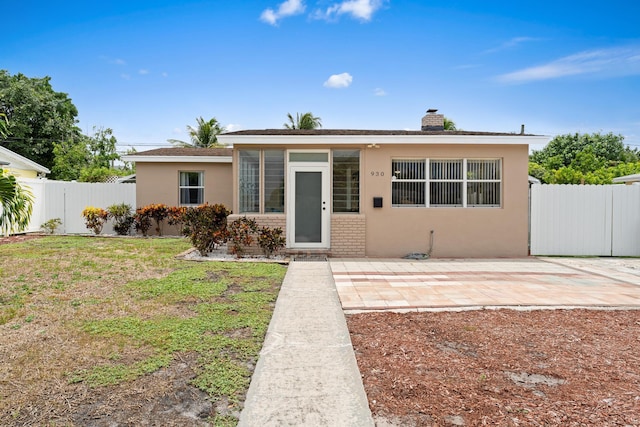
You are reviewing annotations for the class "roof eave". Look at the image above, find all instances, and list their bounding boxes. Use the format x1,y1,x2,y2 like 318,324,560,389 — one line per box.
218,134,550,146
121,155,232,163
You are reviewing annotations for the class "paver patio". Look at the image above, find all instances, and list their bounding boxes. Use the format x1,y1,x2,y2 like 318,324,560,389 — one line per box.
330,257,640,311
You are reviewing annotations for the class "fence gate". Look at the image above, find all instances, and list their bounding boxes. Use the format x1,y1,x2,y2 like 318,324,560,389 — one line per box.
530,184,640,256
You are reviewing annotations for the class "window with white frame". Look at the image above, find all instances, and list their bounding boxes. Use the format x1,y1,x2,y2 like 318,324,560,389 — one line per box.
392,158,501,207
238,149,285,213
179,171,204,205
239,150,260,213
333,150,360,213
264,150,285,213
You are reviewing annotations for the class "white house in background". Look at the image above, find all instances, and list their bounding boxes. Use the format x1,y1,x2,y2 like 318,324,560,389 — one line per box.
0,146,50,178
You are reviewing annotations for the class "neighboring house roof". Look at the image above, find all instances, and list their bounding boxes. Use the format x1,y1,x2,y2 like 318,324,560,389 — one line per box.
218,129,549,146
612,173,640,183
122,147,232,163
115,174,136,183
528,176,541,184
0,145,51,174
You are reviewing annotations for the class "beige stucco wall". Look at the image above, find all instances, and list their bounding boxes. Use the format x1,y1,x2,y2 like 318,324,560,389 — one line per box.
232,143,529,258
362,144,529,258
135,162,232,209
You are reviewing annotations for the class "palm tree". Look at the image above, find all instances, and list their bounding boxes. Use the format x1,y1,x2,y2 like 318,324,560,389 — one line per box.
0,172,33,236
168,117,226,148
0,112,34,235
284,112,322,130
443,117,457,131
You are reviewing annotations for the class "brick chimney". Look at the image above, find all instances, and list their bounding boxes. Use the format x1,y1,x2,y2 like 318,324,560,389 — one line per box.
421,108,444,131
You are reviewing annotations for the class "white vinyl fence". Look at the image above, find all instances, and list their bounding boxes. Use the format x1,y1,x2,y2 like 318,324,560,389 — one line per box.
530,184,640,256
17,178,136,235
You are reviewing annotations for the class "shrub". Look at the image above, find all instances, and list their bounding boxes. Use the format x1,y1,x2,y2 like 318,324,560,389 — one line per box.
181,203,230,256
257,226,285,258
136,204,169,235
107,203,134,236
228,216,258,258
81,207,108,235
167,206,187,234
41,218,62,234
133,207,152,236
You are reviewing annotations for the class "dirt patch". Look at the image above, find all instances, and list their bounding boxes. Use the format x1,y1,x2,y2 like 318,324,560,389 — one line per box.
347,309,640,426
0,234,43,245
69,353,217,426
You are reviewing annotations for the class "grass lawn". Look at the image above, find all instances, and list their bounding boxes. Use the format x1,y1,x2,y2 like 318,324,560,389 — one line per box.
0,236,286,426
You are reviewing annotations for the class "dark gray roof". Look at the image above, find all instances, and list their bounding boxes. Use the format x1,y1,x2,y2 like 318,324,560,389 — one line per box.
132,147,232,156
221,129,538,137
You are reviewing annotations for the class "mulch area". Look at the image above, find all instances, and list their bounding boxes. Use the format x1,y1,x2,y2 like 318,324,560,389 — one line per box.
347,309,640,426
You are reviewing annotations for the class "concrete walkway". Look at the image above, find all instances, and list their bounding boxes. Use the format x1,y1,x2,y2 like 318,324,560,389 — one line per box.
238,261,373,426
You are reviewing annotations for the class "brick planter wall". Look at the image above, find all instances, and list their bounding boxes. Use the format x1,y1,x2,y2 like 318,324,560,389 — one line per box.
227,214,286,256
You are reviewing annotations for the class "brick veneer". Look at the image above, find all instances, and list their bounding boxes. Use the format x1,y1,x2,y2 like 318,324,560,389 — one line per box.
227,213,366,257
330,214,366,257
227,214,286,256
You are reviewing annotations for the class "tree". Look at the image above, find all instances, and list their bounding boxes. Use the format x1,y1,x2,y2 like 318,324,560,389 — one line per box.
443,117,457,131
87,126,119,169
529,132,640,184
168,117,226,148
52,127,131,182
284,112,322,130
530,132,638,168
51,135,91,181
0,70,80,169
0,111,34,234
0,112,7,138
0,171,33,235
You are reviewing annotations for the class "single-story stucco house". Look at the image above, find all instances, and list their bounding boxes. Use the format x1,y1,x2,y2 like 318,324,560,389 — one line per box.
0,146,50,178
126,111,549,258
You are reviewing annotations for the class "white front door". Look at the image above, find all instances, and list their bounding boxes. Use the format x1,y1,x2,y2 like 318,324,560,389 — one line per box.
287,165,330,248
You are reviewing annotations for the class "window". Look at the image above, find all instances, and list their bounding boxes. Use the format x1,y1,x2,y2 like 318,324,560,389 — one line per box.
264,150,285,212
392,158,502,208
179,171,204,205
430,160,463,207
333,150,360,213
239,149,285,213
392,159,426,207
467,159,501,207
239,150,260,213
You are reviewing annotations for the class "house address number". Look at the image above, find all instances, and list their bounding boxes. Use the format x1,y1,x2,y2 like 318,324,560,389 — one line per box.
370,171,385,176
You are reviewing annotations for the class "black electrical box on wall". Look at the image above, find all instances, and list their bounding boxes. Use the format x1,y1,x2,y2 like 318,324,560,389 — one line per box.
373,197,383,208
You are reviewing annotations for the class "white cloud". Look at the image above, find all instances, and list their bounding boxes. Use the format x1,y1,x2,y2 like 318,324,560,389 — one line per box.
225,123,243,133
260,0,305,25
324,72,353,88
172,127,182,134
161,72,168,78
113,58,126,65
139,69,149,75
373,87,386,96
317,0,385,21
120,73,131,80
484,37,541,54
497,45,640,83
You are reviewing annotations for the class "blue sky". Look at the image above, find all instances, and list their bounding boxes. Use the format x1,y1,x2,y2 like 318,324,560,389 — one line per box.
4,0,640,153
